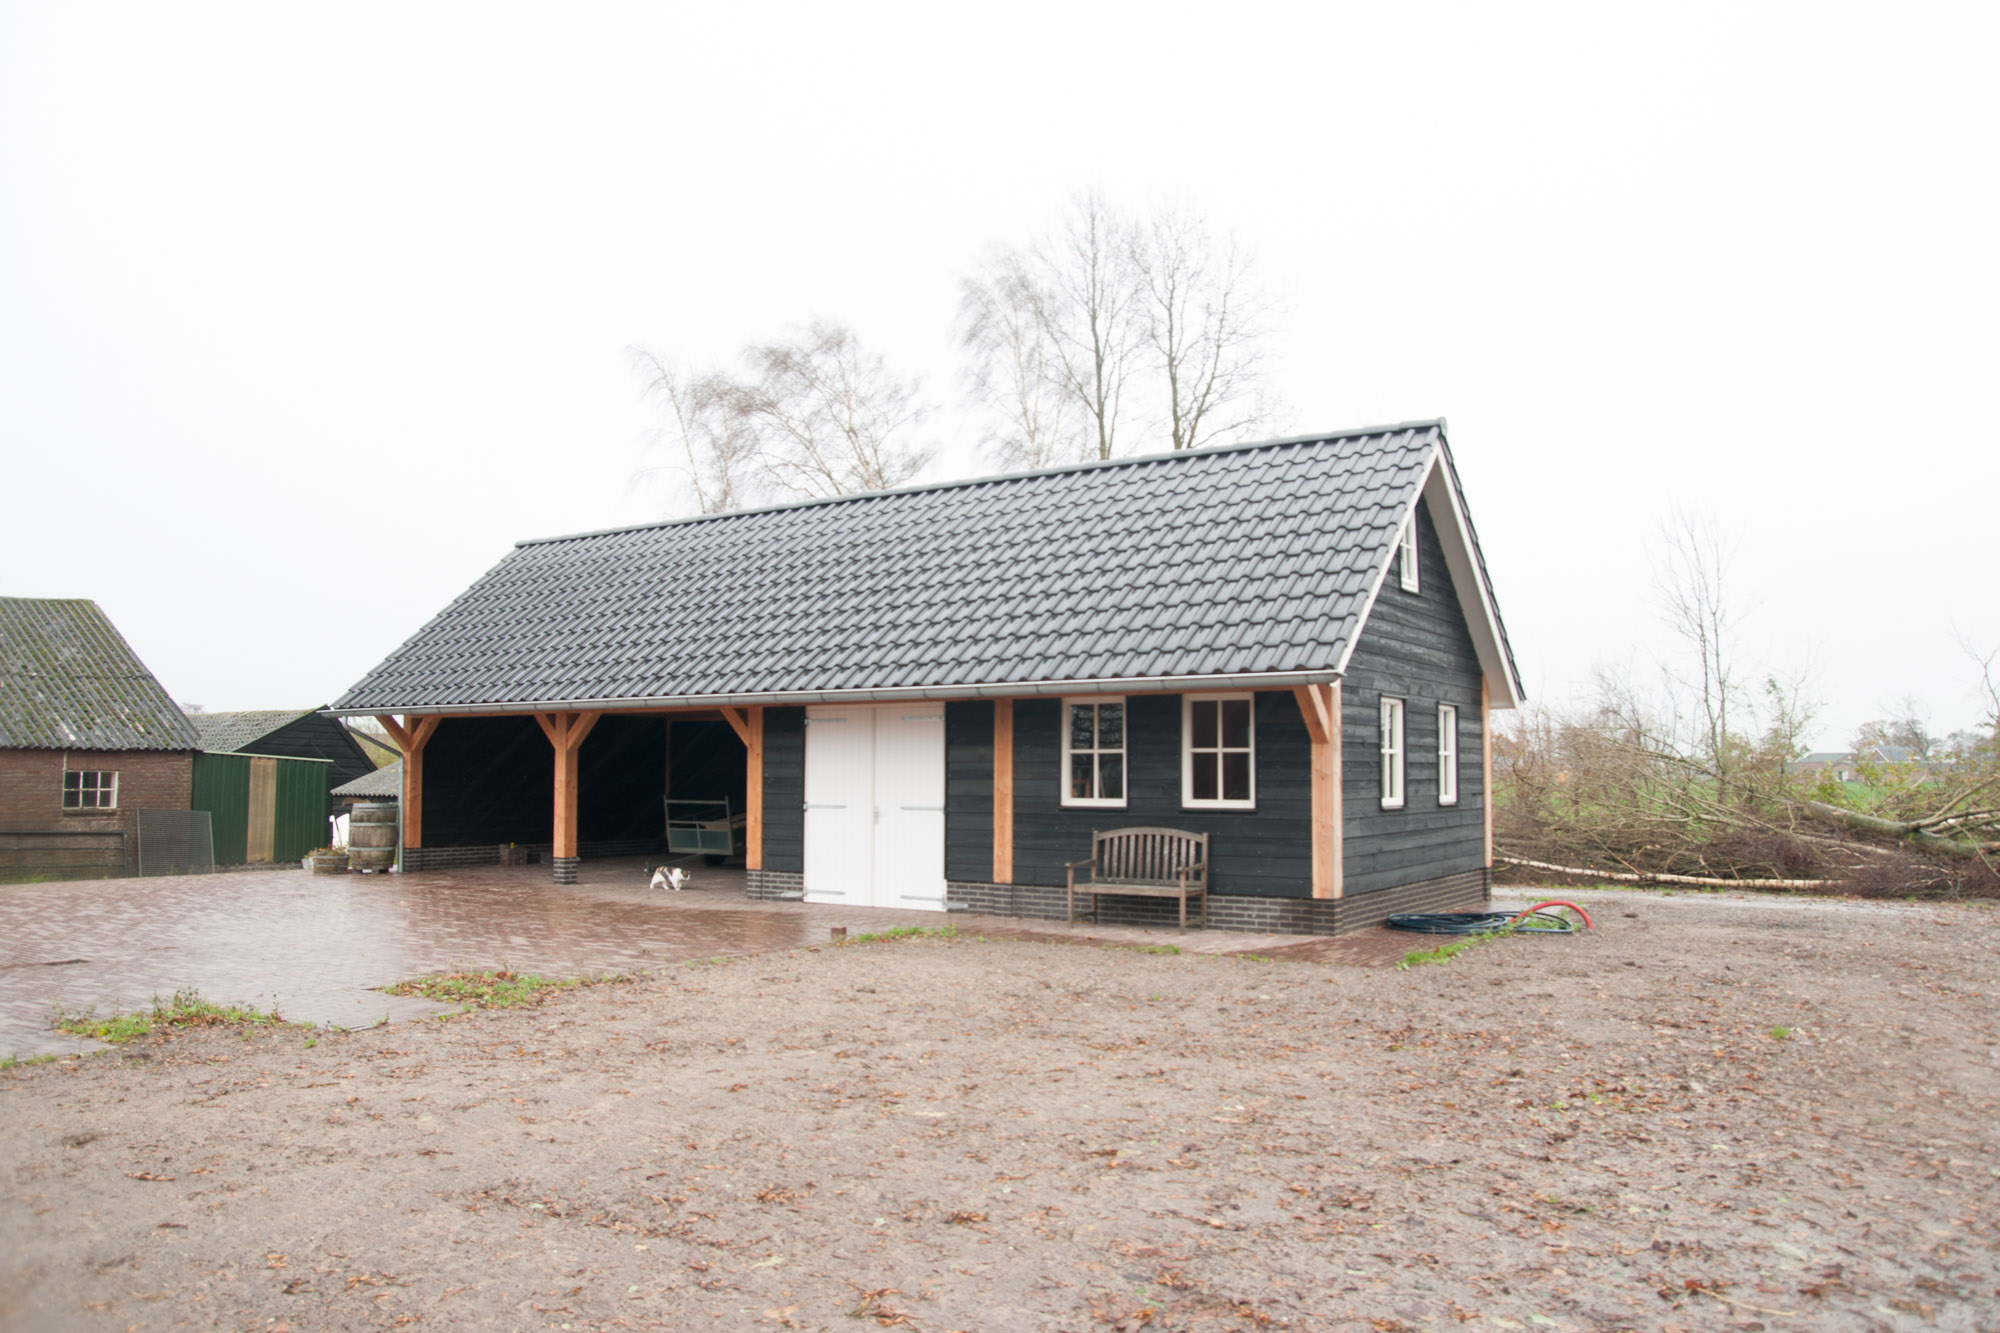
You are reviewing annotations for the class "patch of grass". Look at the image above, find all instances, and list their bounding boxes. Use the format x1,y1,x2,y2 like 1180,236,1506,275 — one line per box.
1,1053,60,1070
54,988,291,1045
1233,953,1274,963
1768,1025,1792,1041
384,968,618,1009
1397,933,1500,970
845,925,960,945
1119,943,1181,956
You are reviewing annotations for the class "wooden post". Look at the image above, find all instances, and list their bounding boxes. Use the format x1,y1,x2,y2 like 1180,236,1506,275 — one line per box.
1482,675,1494,872
535,711,601,880
992,698,1014,884
1292,684,1343,899
744,707,764,871
375,714,440,850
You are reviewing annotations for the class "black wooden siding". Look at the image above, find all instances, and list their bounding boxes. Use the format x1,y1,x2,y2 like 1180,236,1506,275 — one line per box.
248,713,378,810
761,707,806,874
944,701,994,884
994,692,1314,898
1340,498,1487,895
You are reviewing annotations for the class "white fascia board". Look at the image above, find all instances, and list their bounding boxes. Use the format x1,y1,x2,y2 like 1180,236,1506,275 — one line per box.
1333,445,1524,709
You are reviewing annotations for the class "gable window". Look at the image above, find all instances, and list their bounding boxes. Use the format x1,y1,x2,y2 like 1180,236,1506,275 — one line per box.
1062,698,1126,806
1379,697,1405,809
63,770,118,810
1438,704,1459,805
1399,517,1420,593
1183,694,1255,808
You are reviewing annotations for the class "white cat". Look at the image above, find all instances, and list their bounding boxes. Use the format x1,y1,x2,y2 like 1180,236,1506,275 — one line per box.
649,865,691,892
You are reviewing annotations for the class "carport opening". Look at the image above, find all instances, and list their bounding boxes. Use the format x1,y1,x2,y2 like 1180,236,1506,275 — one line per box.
417,713,746,865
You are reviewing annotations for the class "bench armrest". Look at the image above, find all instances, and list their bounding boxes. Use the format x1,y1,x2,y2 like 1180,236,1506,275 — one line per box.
1064,857,1098,871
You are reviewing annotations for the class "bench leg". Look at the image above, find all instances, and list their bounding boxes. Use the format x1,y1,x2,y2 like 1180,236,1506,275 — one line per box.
1179,893,1187,933
1066,871,1074,926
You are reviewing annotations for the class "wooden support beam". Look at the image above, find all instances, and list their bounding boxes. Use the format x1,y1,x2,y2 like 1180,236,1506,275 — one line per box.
993,698,1014,884
1295,683,1343,899
1329,682,1343,899
567,710,602,753
744,707,764,872
373,715,440,849
534,711,599,863
719,707,752,746
1482,675,1494,871
532,712,562,748
374,714,415,753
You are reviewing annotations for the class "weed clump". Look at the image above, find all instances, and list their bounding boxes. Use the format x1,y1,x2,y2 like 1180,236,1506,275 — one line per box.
55,988,290,1045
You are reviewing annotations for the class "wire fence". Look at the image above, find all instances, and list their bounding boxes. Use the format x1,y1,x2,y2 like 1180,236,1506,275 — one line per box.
135,810,215,878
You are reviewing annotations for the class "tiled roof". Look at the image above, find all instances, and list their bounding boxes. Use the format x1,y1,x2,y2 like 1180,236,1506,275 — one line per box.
187,709,314,754
333,760,401,799
334,423,1513,711
0,598,203,750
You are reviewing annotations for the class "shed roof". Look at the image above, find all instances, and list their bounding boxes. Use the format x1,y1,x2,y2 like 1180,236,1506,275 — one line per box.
333,759,401,799
0,598,203,750
187,709,316,754
332,422,1522,714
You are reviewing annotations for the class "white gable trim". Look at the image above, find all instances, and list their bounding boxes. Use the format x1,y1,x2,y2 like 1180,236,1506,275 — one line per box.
1333,444,1524,709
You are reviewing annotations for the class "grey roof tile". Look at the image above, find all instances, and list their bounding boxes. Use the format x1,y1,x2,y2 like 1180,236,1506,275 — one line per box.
0,599,202,750
333,423,1508,710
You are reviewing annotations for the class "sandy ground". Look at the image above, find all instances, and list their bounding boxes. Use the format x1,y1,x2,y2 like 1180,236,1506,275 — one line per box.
3,890,1998,1332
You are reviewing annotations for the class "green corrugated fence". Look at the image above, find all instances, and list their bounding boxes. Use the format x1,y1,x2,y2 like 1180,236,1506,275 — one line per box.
191,751,332,866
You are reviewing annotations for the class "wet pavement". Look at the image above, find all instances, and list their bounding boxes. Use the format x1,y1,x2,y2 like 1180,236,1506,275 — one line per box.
0,858,1412,1059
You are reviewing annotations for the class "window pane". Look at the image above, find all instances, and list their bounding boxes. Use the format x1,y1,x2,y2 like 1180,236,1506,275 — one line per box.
1070,754,1095,800
1223,752,1251,801
1098,703,1123,750
1099,753,1124,801
1221,699,1250,749
1070,704,1095,751
1193,752,1218,801
1191,700,1217,749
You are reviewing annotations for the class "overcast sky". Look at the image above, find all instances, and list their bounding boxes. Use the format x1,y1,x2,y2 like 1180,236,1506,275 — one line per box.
4,2,1994,749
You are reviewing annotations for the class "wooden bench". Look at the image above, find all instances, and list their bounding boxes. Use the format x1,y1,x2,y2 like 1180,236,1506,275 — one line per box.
1066,827,1210,932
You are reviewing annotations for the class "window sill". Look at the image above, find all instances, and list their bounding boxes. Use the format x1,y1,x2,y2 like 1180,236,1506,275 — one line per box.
1182,801,1256,812
1380,800,1406,811
1061,799,1128,810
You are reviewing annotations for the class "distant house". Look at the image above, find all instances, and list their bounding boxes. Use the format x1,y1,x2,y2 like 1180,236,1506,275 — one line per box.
187,708,379,810
0,598,202,879
330,421,1525,936
1792,752,1859,782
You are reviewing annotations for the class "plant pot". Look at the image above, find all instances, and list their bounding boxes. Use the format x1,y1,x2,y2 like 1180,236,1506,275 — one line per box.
309,853,350,875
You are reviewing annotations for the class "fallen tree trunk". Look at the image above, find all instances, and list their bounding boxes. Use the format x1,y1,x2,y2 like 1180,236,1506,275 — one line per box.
1802,802,1998,861
1498,854,1834,890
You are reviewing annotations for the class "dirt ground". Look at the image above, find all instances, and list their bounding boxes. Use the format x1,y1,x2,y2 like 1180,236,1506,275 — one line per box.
3,890,1998,1332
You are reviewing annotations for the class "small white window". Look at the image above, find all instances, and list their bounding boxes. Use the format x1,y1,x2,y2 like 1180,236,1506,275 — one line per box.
1183,694,1256,809
1399,517,1420,593
1379,697,1405,809
1062,698,1126,807
1438,704,1459,805
63,770,119,810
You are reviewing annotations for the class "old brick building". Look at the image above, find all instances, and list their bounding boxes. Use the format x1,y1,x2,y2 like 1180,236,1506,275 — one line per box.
0,598,200,880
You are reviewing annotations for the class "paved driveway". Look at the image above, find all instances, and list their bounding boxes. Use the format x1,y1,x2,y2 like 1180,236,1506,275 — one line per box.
1,859,1359,1058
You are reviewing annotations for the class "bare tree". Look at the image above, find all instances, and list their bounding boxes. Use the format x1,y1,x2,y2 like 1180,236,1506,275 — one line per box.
955,248,1083,470
1654,508,1744,791
1041,192,1145,462
632,349,760,515
1135,204,1277,450
736,320,935,500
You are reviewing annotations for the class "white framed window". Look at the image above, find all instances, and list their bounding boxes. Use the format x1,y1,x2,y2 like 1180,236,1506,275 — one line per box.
1438,704,1459,805
1183,694,1256,808
1399,517,1420,592
1062,698,1126,807
63,769,118,810
1379,697,1405,809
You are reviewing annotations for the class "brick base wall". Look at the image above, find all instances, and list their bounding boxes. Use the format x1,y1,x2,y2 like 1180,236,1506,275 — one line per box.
945,868,1490,936
400,839,659,873
746,868,806,900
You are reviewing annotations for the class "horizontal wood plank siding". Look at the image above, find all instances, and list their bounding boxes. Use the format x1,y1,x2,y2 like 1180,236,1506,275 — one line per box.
1011,692,1313,898
944,700,995,884
1341,498,1488,895
760,707,806,873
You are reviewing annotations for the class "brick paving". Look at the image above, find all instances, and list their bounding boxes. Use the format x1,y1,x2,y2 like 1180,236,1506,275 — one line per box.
0,858,1457,1059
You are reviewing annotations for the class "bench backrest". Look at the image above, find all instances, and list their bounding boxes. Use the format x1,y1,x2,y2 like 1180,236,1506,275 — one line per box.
1093,827,1209,885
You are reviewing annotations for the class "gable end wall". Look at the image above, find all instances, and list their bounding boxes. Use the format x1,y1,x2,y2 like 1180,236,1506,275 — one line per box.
1340,497,1488,894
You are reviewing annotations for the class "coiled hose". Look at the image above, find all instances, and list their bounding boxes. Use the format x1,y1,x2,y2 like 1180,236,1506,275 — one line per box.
1385,900,1594,935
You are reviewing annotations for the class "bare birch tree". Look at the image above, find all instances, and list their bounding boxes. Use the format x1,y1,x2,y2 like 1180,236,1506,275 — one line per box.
955,247,1082,470
1655,508,1744,791
632,349,760,515
1135,204,1278,450
736,320,935,500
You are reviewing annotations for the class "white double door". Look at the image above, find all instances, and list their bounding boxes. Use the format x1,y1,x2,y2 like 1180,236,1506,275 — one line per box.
803,704,947,911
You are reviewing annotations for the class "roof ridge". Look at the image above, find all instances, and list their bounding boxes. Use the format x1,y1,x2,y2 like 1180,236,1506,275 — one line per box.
517,419,1447,548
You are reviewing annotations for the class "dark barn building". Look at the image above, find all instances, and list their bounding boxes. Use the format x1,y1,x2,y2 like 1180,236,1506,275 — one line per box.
331,422,1523,935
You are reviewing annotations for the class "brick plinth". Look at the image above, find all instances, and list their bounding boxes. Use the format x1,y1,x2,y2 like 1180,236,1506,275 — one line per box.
746,869,806,900
551,856,579,885
945,868,1489,937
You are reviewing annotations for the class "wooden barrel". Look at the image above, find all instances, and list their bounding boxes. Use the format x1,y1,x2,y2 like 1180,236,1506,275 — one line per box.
348,802,399,871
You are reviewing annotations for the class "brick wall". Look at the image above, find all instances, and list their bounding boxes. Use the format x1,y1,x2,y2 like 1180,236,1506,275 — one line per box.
0,748,194,874
400,838,660,873
746,868,805,900
946,868,1489,937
